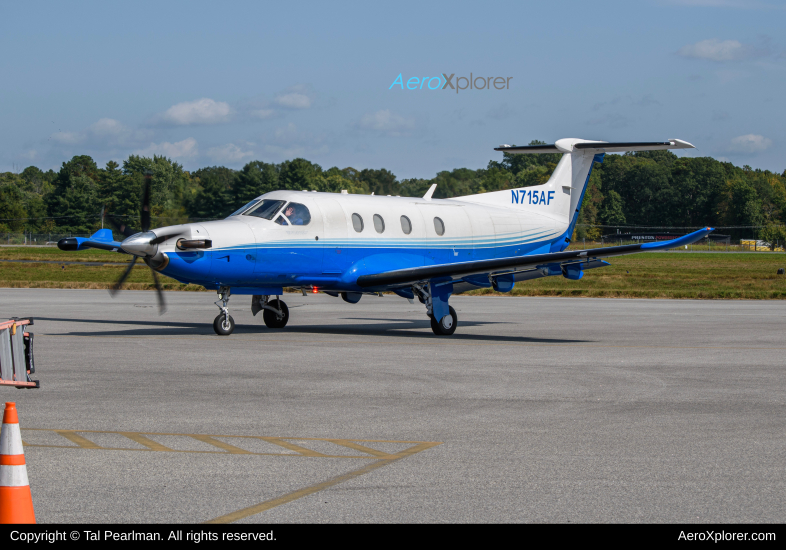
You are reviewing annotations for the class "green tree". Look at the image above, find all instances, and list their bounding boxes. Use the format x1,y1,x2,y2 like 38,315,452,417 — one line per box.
46,155,101,233
0,179,26,232
599,189,626,226
99,160,139,228
123,155,193,224
232,161,280,207
574,167,603,240
279,158,322,190
186,172,232,219
357,168,397,195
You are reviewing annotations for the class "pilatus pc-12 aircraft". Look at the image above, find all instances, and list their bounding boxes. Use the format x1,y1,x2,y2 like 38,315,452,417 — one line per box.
59,138,712,336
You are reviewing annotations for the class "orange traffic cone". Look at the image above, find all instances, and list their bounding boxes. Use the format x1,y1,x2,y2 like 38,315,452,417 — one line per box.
0,402,35,523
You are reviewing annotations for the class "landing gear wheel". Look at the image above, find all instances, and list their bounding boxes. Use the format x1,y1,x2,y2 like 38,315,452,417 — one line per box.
263,299,289,328
430,306,457,336
213,313,235,335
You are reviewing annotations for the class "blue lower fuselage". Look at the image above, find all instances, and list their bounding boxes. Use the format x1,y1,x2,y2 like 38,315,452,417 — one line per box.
159,233,568,293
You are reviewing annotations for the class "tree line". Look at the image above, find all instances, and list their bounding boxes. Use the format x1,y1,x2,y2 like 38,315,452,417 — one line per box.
1,142,785,241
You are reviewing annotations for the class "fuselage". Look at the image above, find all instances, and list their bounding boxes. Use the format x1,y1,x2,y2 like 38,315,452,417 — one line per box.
150,190,571,293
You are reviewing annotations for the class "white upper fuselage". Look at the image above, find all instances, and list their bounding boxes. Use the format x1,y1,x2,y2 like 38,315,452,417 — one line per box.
154,189,568,257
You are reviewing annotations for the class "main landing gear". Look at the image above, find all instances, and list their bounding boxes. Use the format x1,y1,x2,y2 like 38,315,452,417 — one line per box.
430,306,458,336
259,297,289,329
212,288,290,336
413,282,458,336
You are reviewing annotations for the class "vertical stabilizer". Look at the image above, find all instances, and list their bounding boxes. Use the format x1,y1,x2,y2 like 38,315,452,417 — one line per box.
454,138,603,229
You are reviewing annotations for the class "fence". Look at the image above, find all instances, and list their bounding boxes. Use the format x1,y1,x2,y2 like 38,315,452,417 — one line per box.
1,233,92,246
2,230,785,252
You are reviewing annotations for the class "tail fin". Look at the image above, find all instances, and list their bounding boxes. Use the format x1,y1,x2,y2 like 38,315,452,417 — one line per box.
455,138,695,231
89,228,115,242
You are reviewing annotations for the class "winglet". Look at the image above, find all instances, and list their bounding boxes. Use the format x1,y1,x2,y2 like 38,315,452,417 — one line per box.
423,183,437,200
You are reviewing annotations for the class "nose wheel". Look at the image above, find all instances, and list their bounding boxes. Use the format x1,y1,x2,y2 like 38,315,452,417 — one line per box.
213,313,235,335
213,286,236,336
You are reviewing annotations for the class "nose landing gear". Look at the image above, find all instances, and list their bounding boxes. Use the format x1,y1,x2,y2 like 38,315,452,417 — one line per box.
213,287,235,335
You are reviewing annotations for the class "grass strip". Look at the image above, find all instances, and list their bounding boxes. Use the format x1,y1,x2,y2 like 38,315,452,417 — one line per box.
1,251,784,299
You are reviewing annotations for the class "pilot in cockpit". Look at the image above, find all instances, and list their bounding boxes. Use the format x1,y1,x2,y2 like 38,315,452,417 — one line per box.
285,204,304,225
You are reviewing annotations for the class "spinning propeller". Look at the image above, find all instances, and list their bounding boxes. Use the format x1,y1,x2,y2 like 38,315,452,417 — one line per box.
105,172,168,314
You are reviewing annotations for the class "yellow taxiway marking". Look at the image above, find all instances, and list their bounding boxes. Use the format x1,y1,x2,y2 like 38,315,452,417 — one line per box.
22,428,441,524
205,441,441,524
21,429,439,460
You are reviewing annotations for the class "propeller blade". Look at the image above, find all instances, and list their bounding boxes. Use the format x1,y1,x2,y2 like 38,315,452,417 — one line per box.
109,256,138,296
105,213,137,238
141,172,152,233
150,267,167,315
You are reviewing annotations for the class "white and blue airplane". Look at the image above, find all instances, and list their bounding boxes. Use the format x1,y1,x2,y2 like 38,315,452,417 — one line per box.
58,138,712,336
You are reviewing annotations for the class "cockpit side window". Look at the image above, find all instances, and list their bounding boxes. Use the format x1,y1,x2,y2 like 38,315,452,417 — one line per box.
280,202,311,226
244,200,287,220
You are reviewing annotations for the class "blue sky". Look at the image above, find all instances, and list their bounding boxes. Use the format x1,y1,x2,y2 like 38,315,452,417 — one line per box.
1,0,784,178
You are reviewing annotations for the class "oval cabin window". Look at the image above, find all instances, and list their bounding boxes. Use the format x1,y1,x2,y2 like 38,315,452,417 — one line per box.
400,215,412,235
352,213,364,233
373,214,385,233
433,217,445,236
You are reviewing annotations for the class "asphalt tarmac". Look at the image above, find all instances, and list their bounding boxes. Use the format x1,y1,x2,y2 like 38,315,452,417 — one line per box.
2,288,784,523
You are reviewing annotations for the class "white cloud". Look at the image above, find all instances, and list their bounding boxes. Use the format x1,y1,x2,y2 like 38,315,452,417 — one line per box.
729,134,772,153
89,118,125,136
356,109,416,136
51,131,82,144
258,123,330,159
274,92,311,109
134,137,198,158
207,143,254,163
160,98,231,125
250,109,275,119
273,84,314,110
274,122,300,142
677,39,757,61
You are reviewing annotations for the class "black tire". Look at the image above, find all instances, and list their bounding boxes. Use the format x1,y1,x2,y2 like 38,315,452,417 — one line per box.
263,299,289,328
213,313,235,335
430,306,457,336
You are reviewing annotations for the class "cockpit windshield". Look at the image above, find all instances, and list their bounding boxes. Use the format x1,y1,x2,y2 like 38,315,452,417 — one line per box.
243,200,287,220
227,199,261,217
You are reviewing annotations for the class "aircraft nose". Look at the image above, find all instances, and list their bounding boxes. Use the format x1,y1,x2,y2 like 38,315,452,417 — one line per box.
120,231,158,257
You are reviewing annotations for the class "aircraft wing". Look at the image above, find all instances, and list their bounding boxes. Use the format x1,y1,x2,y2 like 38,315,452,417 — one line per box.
356,227,713,289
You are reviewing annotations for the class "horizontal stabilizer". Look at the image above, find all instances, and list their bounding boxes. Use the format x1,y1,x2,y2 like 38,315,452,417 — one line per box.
57,229,125,253
495,139,694,154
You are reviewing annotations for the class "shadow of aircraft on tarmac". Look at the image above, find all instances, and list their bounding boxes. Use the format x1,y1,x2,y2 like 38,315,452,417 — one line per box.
32,316,590,344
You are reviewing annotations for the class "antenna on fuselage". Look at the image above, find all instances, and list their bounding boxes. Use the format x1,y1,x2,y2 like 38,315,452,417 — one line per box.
423,183,437,201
